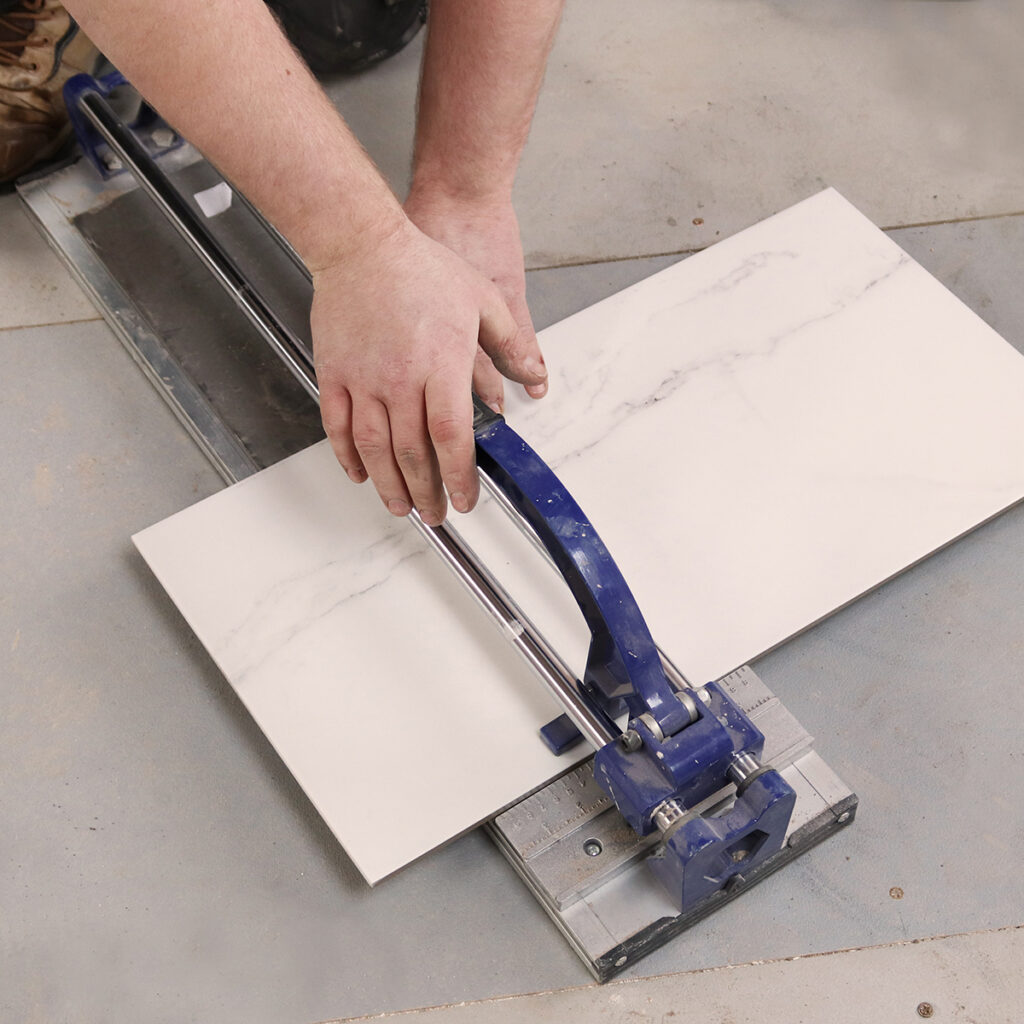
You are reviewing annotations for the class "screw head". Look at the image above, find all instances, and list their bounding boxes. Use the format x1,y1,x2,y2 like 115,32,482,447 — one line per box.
837,811,851,824
917,1002,934,1018
583,839,603,857
150,127,176,149
620,728,643,753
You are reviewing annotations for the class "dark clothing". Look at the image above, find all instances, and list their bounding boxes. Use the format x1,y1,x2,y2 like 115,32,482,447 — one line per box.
0,0,426,73
267,0,426,74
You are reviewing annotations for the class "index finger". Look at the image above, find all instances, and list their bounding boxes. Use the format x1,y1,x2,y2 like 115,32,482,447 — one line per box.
423,371,478,515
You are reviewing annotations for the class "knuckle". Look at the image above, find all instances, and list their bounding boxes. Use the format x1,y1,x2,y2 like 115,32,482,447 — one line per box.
428,412,470,449
351,428,388,461
490,326,522,364
394,444,429,473
321,409,350,442
374,360,415,396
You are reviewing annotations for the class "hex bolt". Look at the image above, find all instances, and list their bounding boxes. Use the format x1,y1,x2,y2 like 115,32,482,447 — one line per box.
150,127,176,149
620,728,643,753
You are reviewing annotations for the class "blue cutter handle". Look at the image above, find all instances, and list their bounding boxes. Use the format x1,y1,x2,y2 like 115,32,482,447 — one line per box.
472,398,691,737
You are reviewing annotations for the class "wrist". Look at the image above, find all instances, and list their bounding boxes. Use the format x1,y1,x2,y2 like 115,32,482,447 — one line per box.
300,199,412,276
407,169,514,211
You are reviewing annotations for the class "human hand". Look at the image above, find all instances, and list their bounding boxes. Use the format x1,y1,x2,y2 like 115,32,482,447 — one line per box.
403,187,545,415
311,217,548,525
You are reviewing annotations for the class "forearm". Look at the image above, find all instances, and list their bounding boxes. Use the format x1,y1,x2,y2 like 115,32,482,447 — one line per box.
64,0,404,269
411,0,564,202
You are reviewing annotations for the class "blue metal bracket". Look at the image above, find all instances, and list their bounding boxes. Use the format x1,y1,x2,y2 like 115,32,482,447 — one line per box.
64,72,182,180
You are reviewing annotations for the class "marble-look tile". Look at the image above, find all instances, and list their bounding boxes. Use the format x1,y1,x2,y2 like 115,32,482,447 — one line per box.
0,196,99,330
134,190,1024,884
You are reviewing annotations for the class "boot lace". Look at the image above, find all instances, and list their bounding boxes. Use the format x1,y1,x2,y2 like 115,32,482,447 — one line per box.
0,0,49,72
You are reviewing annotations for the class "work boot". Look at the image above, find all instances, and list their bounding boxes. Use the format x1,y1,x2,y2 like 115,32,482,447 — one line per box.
0,0,98,185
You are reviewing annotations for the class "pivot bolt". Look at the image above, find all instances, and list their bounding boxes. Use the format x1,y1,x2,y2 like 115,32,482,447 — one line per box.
620,729,643,753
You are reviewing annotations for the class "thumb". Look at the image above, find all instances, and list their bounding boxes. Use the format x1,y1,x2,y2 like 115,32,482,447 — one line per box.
477,287,548,399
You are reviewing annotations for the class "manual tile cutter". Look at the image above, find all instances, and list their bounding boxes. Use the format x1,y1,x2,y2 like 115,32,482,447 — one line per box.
47,72,858,980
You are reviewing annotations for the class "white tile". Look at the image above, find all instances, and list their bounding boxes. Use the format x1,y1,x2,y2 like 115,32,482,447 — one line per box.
134,190,1024,884
0,195,99,330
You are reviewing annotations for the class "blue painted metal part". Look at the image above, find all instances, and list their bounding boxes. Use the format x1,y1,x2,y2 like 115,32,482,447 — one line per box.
648,766,797,908
473,398,796,911
593,680,767,832
539,713,584,756
64,72,182,180
473,410,689,738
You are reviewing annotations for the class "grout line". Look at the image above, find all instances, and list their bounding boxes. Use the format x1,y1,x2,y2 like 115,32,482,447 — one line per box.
526,208,1024,274
880,208,1024,233
0,314,103,334
527,247,702,273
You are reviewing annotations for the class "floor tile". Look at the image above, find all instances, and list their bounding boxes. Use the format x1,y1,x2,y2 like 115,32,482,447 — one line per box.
132,190,1024,884
889,213,1024,353
0,195,99,330
325,927,1023,1024
325,0,1024,267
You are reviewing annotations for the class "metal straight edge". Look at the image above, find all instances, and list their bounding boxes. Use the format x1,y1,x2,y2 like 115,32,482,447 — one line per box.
17,178,257,486
75,88,318,400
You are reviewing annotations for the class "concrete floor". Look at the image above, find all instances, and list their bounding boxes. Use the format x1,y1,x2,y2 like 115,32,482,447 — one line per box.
2,2,1023,1022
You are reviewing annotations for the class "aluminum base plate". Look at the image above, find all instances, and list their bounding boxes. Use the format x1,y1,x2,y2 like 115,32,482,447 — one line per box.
488,666,857,981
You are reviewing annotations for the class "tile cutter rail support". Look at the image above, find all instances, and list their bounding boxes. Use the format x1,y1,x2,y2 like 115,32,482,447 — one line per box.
63,73,855,966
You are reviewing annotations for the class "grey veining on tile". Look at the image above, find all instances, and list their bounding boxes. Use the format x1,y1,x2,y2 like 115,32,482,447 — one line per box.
133,190,1024,885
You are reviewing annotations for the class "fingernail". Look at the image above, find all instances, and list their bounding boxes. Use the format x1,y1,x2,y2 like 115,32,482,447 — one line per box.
526,381,548,398
487,400,503,415
450,491,469,513
526,357,547,380
347,466,366,483
387,499,411,516
419,508,443,527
